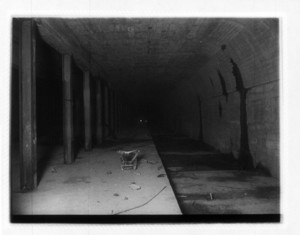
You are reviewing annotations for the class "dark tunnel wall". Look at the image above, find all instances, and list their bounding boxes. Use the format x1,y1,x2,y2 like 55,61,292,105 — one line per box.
159,19,279,178
36,32,63,145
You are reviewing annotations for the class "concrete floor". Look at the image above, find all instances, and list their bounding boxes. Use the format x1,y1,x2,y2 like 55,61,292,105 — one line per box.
11,127,280,216
11,128,181,215
152,132,280,214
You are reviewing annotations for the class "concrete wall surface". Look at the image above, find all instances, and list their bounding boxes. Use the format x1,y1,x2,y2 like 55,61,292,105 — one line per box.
160,19,279,178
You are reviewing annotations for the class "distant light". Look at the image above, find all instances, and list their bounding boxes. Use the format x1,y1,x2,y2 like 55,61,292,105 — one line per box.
140,120,142,123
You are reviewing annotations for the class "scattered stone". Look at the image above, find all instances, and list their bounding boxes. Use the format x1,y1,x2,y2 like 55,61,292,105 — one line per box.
157,174,166,178
157,166,163,170
113,193,119,197
147,160,157,165
106,171,112,175
51,168,57,173
129,183,141,190
97,201,100,203
140,159,147,163
207,193,214,201
133,172,141,176
124,197,128,200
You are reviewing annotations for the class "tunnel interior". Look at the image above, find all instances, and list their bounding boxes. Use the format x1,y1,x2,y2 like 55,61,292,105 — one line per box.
10,17,279,217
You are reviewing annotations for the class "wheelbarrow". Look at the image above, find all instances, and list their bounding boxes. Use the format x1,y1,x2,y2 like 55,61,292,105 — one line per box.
117,149,140,171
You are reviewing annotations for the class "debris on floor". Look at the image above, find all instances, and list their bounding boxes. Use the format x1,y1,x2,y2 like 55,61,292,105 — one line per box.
11,138,181,215
51,168,57,173
153,133,280,215
207,193,214,201
157,165,163,170
157,173,166,178
147,160,157,165
129,182,142,190
113,186,167,215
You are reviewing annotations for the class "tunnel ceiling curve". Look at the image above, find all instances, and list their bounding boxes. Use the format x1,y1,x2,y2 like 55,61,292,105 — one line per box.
36,18,278,104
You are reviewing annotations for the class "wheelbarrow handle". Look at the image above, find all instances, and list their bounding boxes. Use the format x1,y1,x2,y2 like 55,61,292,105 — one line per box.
130,153,139,162
117,149,140,154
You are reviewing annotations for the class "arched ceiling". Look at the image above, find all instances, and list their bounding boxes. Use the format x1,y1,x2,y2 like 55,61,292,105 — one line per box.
35,18,277,104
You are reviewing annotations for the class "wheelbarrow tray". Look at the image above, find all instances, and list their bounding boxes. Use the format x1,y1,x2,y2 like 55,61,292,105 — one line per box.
118,150,140,170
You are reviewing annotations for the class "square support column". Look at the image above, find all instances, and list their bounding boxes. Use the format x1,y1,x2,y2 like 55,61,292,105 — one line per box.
62,54,74,164
96,79,103,145
19,19,37,191
83,71,92,150
104,86,110,138
117,101,121,133
110,90,116,139
114,95,119,134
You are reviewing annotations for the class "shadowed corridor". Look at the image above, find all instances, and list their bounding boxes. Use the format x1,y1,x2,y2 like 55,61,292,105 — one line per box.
10,17,280,221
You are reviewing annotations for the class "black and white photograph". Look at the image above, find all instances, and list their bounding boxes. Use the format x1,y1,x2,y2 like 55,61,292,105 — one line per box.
1,0,300,234
9,17,280,220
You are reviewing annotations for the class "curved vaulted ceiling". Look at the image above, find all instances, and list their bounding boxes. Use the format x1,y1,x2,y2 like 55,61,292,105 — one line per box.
36,18,278,104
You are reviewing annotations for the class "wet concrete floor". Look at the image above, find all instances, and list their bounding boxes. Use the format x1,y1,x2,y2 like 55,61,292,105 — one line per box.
152,131,280,214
